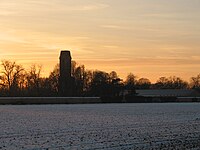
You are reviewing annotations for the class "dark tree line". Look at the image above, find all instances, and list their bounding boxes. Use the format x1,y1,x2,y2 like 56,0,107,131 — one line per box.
0,60,200,97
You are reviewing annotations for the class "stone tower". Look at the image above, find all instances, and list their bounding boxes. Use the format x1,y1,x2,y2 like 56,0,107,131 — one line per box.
59,50,73,96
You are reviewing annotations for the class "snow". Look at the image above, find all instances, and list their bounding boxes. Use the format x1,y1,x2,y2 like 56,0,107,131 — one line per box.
0,103,200,149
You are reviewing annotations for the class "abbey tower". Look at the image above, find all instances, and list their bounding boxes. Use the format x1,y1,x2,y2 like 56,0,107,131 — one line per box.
59,50,74,96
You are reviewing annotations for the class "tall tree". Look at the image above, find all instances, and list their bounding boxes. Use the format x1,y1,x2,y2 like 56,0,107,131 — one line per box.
136,78,151,89
48,64,59,95
155,76,188,89
168,76,188,89
90,71,110,96
26,64,43,96
73,65,85,96
190,74,200,89
0,60,25,96
83,70,93,94
124,73,137,95
109,71,123,97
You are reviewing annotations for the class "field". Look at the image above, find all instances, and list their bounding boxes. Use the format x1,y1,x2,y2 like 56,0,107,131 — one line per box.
0,103,200,149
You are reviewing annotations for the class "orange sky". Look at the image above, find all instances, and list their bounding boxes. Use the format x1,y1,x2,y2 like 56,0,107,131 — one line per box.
0,0,200,82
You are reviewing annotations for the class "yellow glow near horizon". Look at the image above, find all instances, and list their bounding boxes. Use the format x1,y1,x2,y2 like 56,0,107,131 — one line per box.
0,0,200,82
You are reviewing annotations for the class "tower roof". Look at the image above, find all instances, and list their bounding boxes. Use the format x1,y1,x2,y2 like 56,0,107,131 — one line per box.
60,50,71,58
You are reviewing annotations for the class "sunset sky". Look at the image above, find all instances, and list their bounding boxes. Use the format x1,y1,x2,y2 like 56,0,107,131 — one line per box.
0,0,200,82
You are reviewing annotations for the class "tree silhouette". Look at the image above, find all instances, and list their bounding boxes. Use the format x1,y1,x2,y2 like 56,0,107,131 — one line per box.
136,78,151,89
0,59,199,100
48,64,59,95
26,64,43,96
108,71,123,97
124,73,137,95
190,74,200,89
0,60,25,96
90,71,110,96
154,76,188,89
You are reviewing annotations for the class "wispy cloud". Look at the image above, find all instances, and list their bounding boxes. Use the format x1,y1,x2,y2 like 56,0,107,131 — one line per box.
101,25,129,30
0,1,109,17
0,10,14,16
65,4,109,11
0,30,27,44
141,13,175,18
103,45,119,49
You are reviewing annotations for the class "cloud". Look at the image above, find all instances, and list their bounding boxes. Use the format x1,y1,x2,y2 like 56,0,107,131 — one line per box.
65,4,109,11
140,13,176,19
77,55,200,67
0,10,14,16
0,31,27,44
0,1,109,17
103,45,119,49
101,25,129,30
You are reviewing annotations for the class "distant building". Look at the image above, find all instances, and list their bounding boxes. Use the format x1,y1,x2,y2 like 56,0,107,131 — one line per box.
59,50,74,96
136,89,200,102
136,89,200,98
122,89,200,102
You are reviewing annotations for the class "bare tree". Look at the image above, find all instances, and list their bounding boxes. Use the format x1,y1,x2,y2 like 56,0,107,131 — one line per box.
48,64,59,94
90,70,110,96
136,78,151,89
0,60,25,95
155,76,188,89
83,70,93,93
26,64,42,96
124,73,137,95
168,76,188,89
190,74,200,89
125,73,137,87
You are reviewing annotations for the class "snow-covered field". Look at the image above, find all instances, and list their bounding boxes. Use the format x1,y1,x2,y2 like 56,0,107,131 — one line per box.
0,103,200,150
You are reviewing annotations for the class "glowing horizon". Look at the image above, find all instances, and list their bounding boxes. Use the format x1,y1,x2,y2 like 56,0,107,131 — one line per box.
0,0,200,82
